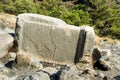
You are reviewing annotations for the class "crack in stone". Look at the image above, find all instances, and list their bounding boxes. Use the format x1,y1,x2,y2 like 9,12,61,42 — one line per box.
44,45,52,53
49,24,57,61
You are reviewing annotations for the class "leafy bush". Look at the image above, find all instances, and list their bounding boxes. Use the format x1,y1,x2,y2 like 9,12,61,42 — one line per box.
0,0,119,39
89,0,120,39
0,2,3,12
13,0,37,15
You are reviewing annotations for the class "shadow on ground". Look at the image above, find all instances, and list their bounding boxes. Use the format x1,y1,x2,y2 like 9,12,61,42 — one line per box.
114,75,120,80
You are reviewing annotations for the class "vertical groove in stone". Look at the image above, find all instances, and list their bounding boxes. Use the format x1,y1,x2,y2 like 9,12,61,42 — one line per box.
14,18,19,53
74,29,86,64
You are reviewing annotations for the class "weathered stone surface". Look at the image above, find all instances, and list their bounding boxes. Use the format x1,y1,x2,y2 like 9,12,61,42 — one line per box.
100,49,112,60
15,13,95,64
41,67,58,75
0,74,9,80
0,30,13,58
59,66,81,80
23,71,50,80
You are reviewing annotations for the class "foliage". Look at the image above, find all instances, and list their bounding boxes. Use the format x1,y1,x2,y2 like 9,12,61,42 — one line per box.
0,0,119,39
0,2,3,12
89,0,120,39
60,10,90,26
13,0,37,15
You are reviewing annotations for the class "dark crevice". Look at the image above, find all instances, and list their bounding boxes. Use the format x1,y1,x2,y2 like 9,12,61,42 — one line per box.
92,48,102,64
74,29,86,64
50,70,61,80
114,75,120,80
8,39,18,53
8,33,15,38
93,60,110,71
5,60,14,69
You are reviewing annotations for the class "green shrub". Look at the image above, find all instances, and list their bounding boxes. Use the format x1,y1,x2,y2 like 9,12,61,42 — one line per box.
13,0,37,15
0,0,119,39
0,2,3,12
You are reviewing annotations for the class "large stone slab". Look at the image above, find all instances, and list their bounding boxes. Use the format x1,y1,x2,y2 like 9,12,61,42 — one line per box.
15,13,95,64
0,30,13,58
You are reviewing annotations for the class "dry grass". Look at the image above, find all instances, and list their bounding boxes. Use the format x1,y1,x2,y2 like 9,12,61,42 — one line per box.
0,13,16,29
95,35,120,46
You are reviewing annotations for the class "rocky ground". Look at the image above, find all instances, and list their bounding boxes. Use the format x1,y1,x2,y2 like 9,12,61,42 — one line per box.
94,37,120,80
0,13,120,80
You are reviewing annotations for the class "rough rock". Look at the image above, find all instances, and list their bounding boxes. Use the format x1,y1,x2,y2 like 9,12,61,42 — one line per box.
94,73,105,79
100,49,112,60
59,66,81,80
0,65,17,80
41,67,58,75
0,74,9,80
15,13,95,64
92,47,111,71
92,47,102,65
23,71,50,80
0,30,14,58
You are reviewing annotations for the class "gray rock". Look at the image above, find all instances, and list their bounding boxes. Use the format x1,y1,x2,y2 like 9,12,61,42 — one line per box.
41,67,58,75
0,30,13,58
0,67,9,75
116,0,120,4
92,47,111,71
94,73,106,79
23,71,50,80
59,66,81,80
100,49,112,60
0,72,17,80
0,74,9,80
15,13,95,64
92,47,102,64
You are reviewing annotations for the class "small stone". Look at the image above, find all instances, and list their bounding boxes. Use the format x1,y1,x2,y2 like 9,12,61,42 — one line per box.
100,49,112,60
7,52,16,60
1,68,9,74
94,73,105,78
31,59,43,70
